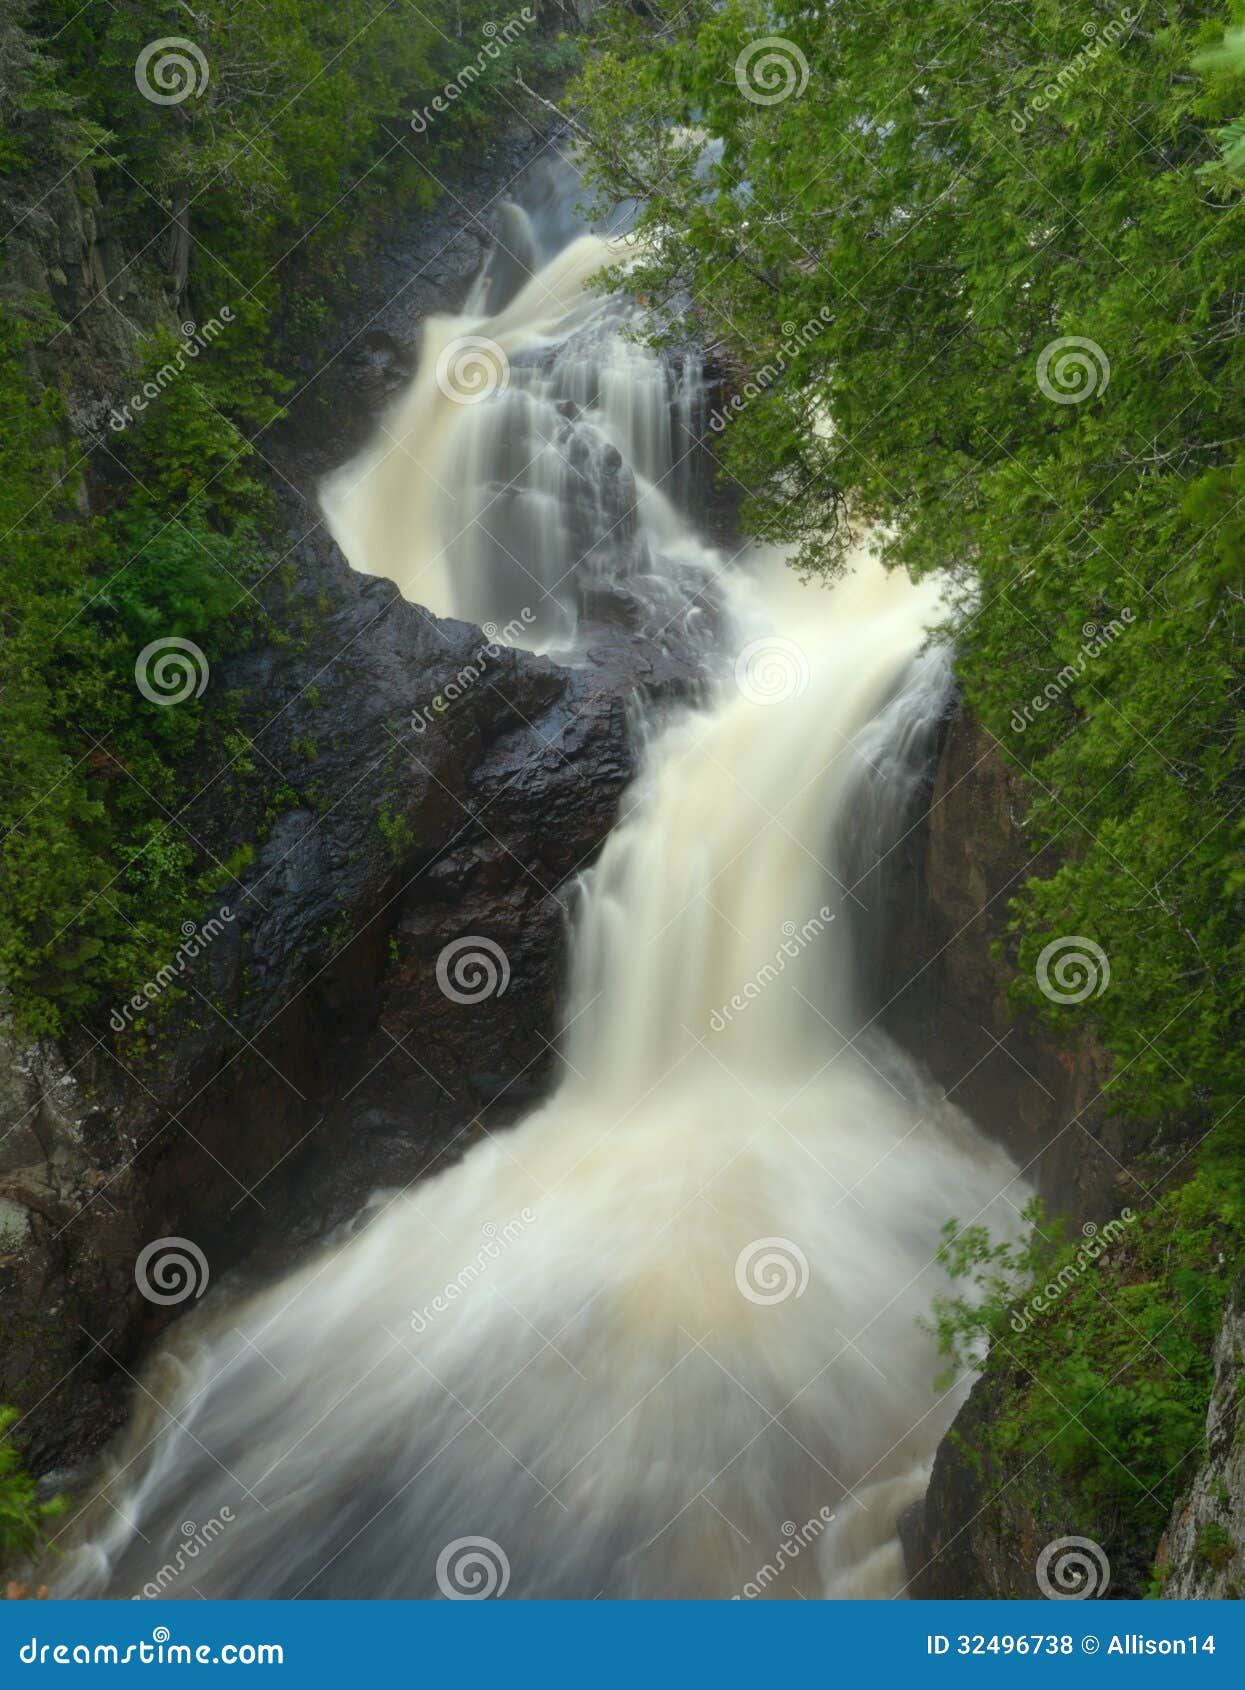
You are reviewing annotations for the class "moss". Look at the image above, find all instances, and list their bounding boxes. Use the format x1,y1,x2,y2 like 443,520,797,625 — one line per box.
1196,1521,1236,1570
377,805,416,861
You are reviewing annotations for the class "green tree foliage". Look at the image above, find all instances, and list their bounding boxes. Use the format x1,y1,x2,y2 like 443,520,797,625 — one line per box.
0,1406,63,1564
924,1180,1231,1553
25,0,570,314
571,0,1245,1177
1195,21,1245,176
1,1,574,1032
0,313,270,1028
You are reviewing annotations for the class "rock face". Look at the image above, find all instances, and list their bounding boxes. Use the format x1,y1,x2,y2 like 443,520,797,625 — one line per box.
906,1365,1150,1602
886,705,1211,1601
0,528,681,1467
879,704,1151,1227
1158,1284,1245,1600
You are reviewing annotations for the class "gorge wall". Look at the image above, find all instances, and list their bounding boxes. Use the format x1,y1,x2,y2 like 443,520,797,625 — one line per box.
0,107,694,1472
884,707,1223,1601
0,53,1228,1601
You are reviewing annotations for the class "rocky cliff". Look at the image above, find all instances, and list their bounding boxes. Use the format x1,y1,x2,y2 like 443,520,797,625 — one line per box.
880,704,1172,1227
886,705,1218,1602
0,111,698,1476
1158,1284,1245,1600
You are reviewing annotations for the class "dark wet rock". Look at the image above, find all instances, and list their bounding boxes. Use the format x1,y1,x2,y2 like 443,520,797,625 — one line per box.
0,485,695,1469
888,704,1206,1602
0,102,703,1473
879,703,1196,1225
897,1499,926,1590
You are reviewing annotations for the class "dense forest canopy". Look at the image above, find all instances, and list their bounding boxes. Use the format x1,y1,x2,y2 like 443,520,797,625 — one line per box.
571,0,1245,1187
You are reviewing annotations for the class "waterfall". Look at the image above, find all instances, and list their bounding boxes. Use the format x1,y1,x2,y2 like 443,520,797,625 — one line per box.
53,156,1025,1602
321,156,718,655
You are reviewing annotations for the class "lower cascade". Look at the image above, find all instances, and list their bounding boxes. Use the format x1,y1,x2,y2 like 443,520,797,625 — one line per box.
55,159,1027,1601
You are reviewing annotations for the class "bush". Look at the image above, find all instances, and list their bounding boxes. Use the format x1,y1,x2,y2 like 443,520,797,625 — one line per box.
0,1408,63,1568
925,1179,1239,1549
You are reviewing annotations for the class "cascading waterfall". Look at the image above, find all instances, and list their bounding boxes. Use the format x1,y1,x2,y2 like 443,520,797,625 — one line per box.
321,156,715,654
54,157,1026,1602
